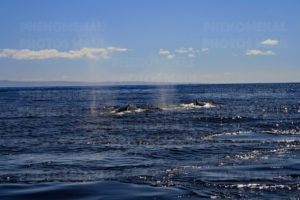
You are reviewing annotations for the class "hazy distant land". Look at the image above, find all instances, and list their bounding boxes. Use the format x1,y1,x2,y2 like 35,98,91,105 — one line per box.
0,80,177,87
1,80,299,87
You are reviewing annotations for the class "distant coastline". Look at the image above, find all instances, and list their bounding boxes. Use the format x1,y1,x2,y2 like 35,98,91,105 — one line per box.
0,80,177,87
0,80,299,88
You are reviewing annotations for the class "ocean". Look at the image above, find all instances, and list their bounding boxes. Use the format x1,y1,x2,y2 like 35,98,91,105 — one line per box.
0,83,299,199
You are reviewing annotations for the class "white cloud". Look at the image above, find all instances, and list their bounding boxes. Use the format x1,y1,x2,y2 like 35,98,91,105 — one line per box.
174,48,188,54
0,47,128,60
160,47,208,58
159,49,170,54
261,39,279,45
246,49,275,56
174,47,194,54
167,54,175,59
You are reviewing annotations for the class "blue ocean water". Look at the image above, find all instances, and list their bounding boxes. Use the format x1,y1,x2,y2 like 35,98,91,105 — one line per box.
0,83,299,199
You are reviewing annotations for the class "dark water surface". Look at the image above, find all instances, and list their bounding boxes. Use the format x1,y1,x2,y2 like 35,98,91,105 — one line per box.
0,83,299,199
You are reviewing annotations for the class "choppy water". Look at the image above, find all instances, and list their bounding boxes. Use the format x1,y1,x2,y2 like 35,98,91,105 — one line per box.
0,83,299,199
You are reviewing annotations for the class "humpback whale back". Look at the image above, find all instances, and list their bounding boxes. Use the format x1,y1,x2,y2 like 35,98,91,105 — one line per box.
116,103,132,113
125,104,131,111
195,99,205,106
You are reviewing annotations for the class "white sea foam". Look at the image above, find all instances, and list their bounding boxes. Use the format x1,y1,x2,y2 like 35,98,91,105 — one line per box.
234,183,294,190
161,102,216,111
203,129,300,141
181,102,216,109
111,108,146,115
262,129,300,135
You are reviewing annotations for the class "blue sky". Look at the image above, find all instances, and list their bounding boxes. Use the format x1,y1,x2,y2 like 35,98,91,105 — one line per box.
0,0,299,83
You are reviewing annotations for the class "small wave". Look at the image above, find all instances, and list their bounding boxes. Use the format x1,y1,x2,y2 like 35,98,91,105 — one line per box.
0,181,188,200
196,115,257,124
202,129,300,141
233,183,298,190
201,131,250,140
262,129,300,135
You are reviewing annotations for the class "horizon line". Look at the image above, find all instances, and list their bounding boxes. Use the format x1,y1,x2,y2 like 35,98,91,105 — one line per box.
0,80,299,88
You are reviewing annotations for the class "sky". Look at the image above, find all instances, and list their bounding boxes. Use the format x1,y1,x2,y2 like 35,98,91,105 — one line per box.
0,0,299,83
